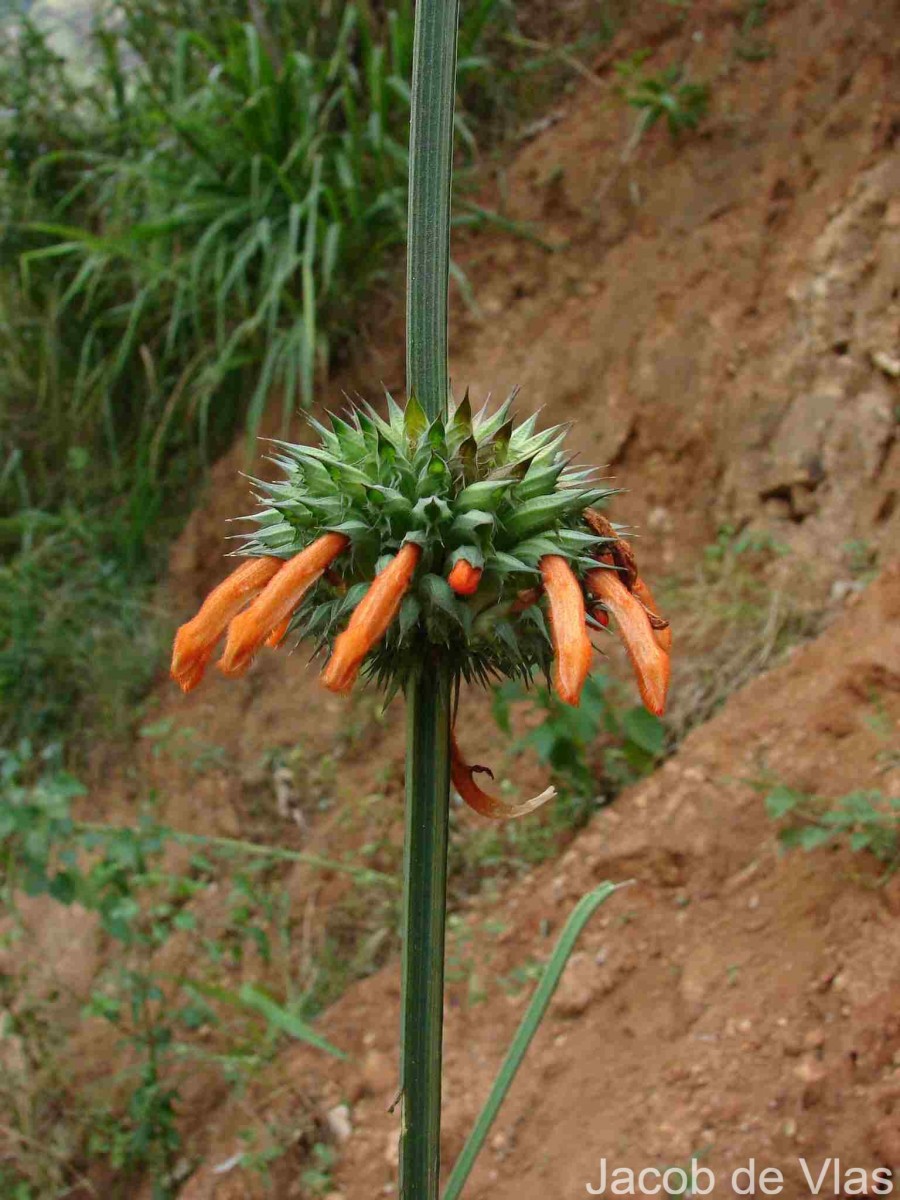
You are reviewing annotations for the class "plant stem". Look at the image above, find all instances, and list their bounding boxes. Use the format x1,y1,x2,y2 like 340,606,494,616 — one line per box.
401,662,452,1198
402,0,459,1194
405,0,460,420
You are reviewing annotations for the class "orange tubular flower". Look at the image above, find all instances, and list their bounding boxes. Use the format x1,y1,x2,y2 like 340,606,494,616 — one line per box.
540,555,593,707
321,542,422,695
447,557,482,596
171,556,284,693
219,533,349,678
264,616,292,649
585,568,670,717
450,733,555,821
630,575,672,654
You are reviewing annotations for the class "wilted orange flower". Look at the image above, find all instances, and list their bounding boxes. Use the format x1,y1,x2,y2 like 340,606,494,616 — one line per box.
540,555,593,707
447,557,482,596
450,733,555,820
630,575,672,653
170,556,284,693
585,567,670,716
219,533,350,678
321,542,422,694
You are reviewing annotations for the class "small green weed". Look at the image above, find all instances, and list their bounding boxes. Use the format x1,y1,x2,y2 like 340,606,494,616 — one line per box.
301,1141,337,1197
615,52,710,136
492,670,666,799
734,0,773,62
766,783,900,872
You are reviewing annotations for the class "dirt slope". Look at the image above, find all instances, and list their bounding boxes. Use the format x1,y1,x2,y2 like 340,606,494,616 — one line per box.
102,0,900,1194
180,563,900,1200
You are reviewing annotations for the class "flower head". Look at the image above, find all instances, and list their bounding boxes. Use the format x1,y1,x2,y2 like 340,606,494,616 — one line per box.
170,391,670,729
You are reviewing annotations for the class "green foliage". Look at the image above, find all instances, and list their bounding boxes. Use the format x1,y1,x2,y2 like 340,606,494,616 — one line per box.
734,0,772,62
766,783,900,870
0,742,358,1194
0,514,165,747
615,52,709,134
449,671,665,895
7,0,517,476
301,1141,338,1197
492,670,666,799
0,0,525,760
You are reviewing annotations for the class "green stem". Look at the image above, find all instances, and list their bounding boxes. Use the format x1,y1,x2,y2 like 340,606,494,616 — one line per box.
406,0,460,420
400,663,452,1199
402,0,460,1194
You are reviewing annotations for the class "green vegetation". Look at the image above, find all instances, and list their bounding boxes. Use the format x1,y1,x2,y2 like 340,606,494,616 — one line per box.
615,53,709,135
734,0,772,62
766,783,900,873
0,0,536,762
0,740,385,1196
662,525,823,739
448,672,665,898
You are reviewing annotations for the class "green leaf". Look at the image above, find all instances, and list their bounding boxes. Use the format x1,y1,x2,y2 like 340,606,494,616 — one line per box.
448,544,484,571
404,394,428,443
620,707,665,757
449,509,494,541
505,491,596,541
765,786,802,820
399,595,422,638
455,479,512,513
457,435,478,484
237,984,346,1059
420,573,463,622
442,885,619,1200
449,391,473,442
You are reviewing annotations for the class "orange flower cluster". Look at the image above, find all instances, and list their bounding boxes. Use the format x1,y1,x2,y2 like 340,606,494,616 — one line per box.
172,521,670,713
170,535,428,698
448,533,671,821
582,509,672,716
170,509,670,821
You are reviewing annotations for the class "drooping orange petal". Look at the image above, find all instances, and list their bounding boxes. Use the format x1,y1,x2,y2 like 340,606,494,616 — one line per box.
583,508,638,587
219,533,349,678
585,568,670,716
540,555,593,707
450,732,555,821
321,542,421,695
264,616,292,649
447,558,482,596
170,556,284,693
630,575,672,654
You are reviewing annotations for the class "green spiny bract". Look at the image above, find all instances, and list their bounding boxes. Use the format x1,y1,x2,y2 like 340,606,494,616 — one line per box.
239,390,620,692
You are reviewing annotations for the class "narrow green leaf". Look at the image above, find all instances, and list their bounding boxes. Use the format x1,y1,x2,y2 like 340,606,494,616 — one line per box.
442,885,620,1200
